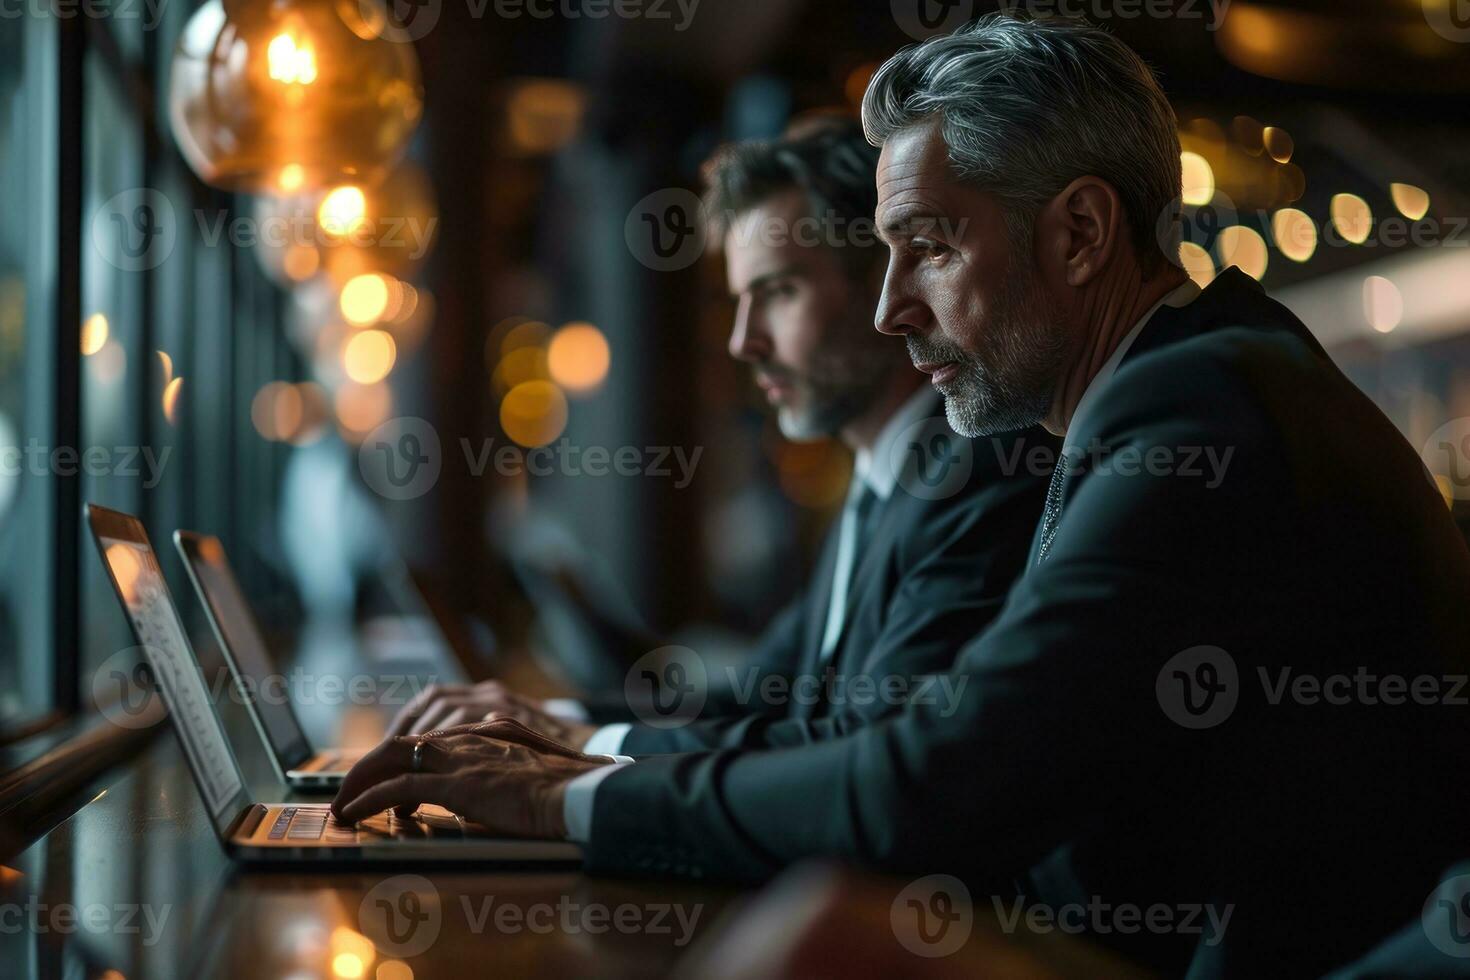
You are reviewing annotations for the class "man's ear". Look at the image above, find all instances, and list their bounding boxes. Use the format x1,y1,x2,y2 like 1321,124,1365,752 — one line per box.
1034,176,1125,289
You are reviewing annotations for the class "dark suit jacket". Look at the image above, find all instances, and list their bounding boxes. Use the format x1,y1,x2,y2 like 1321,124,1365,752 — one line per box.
583,269,1470,978
620,404,1055,754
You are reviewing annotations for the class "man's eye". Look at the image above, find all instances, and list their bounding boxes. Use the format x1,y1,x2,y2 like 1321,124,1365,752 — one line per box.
913,240,950,263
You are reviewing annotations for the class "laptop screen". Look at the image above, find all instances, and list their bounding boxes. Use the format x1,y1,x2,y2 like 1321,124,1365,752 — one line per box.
87,507,248,825
175,533,312,770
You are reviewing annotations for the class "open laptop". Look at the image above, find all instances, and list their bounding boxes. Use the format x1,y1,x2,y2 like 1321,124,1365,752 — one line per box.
86,503,582,866
173,529,365,790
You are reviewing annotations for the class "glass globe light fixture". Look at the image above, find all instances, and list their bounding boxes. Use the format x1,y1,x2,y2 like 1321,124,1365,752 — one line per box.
169,0,424,193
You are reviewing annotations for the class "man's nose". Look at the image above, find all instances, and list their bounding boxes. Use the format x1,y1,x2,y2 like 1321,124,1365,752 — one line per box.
727,295,770,362
874,262,924,337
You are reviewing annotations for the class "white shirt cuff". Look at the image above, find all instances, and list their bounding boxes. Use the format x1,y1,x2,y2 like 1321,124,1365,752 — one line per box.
542,698,591,723
562,759,632,843
581,722,631,756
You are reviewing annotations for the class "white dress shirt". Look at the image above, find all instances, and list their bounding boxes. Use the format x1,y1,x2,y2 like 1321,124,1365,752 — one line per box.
561,387,942,841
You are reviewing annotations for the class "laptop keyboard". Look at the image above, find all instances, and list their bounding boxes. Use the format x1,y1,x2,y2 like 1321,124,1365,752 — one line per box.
266,805,463,842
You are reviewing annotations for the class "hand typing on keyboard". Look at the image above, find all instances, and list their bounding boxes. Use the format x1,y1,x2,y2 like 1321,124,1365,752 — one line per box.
331,718,615,840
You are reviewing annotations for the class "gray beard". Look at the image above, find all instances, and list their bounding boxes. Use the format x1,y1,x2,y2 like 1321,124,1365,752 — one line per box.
911,276,1070,438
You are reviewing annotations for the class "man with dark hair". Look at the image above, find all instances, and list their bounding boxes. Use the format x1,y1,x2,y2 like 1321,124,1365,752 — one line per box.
384,119,1052,759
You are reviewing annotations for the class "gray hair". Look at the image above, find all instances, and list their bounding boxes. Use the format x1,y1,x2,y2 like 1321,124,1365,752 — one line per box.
862,15,1181,271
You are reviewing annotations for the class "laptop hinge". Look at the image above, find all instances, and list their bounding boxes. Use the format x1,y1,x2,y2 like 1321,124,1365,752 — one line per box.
230,803,269,840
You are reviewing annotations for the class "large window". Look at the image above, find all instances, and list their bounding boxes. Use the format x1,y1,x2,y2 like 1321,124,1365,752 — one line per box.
0,6,296,739
0,12,59,731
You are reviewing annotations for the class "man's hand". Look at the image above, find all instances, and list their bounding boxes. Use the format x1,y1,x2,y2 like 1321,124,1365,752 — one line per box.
386,680,598,748
330,718,615,838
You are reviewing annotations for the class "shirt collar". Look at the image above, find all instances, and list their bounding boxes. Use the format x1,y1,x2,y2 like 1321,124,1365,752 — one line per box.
1062,278,1201,454
855,386,942,501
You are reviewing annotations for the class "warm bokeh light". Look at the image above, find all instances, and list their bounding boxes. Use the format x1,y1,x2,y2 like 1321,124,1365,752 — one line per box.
1180,151,1215,207
335,381,393,434
1217,225,1269,280
1271,208,1317,263
251,381,302,441
340,273,390,326
1363,275,1403,333
776,440,850,509
1230,115,1264,155
167,0,423,192
277,162,306,191
500,379,568,447
342,329,397,383
500,319,551,357
331,926,376,977
1331,193,1372,245
288,381,328,445
318,185,366,237
1389,182,1430,221
1177,241,1216,288
282,242,321,281
162,377,184,426
267,31,318,85
505,78,586,154
546,322,610,394
493,346,550,395
157,350,174,387
1262,126,1293,163
376,961,414,980
81,313,109,355
332,954,366,979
